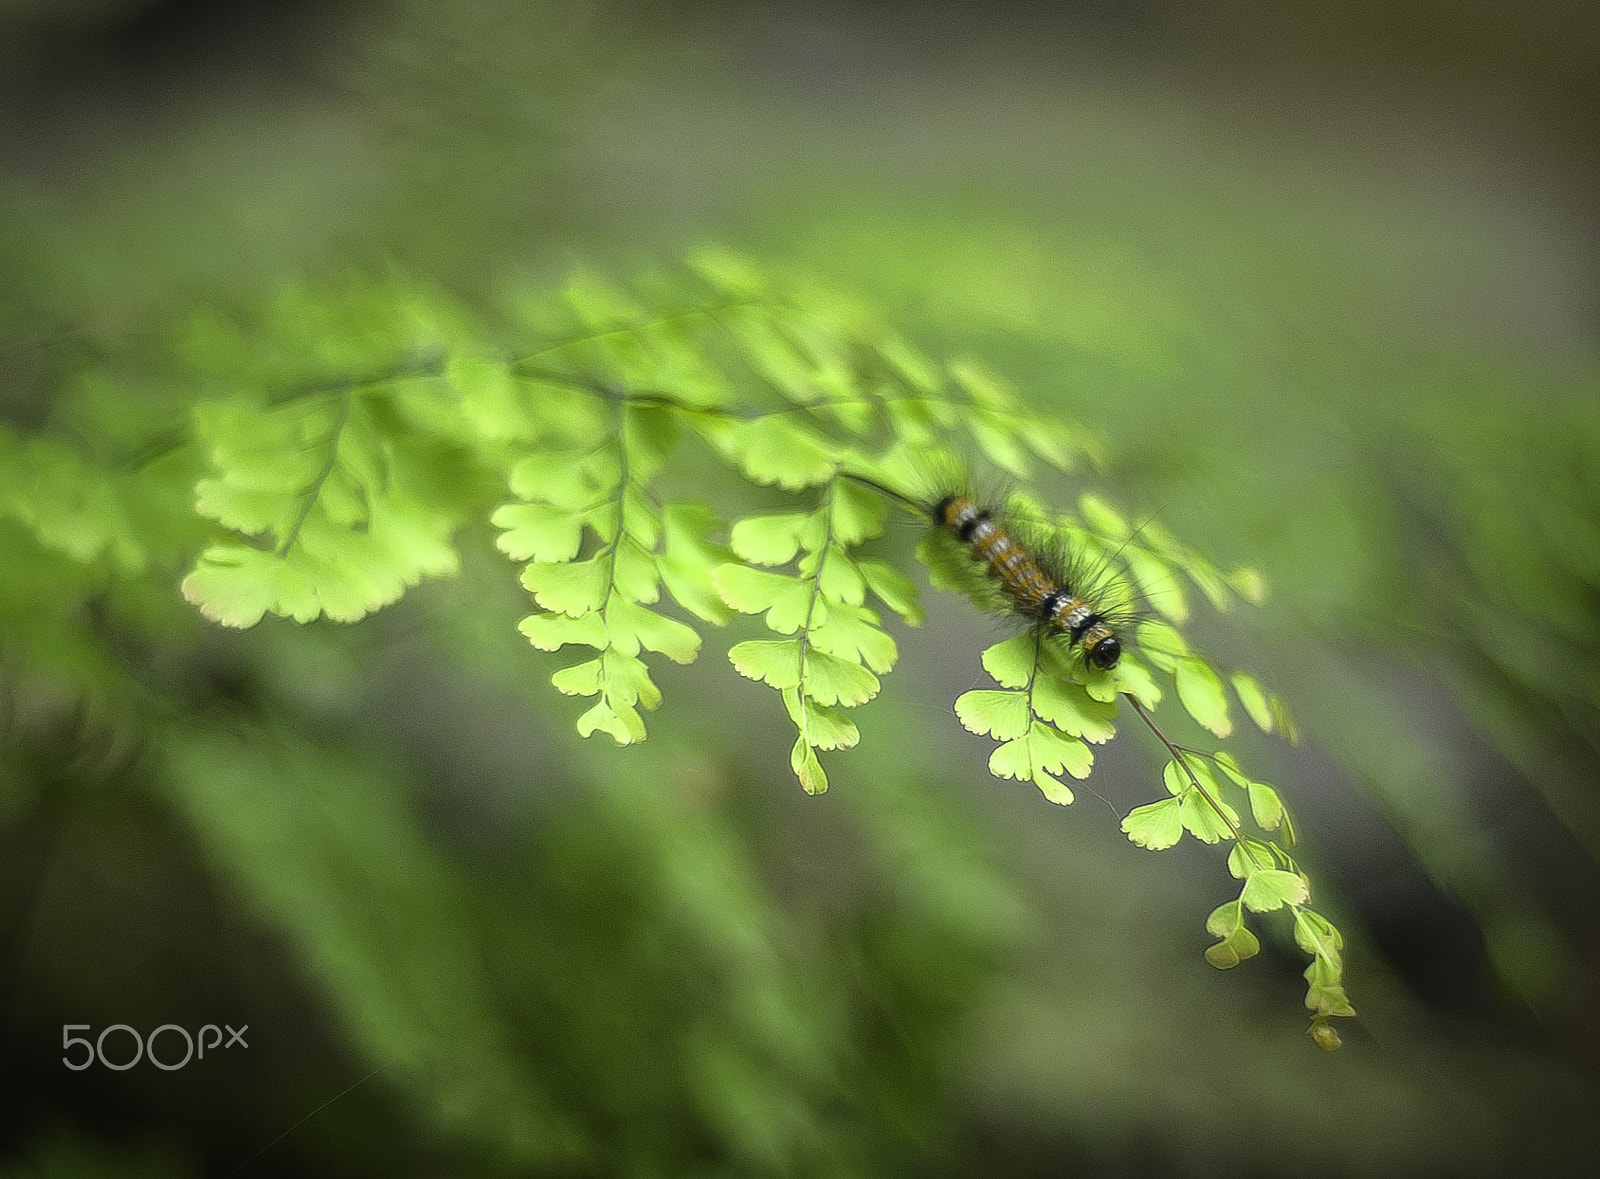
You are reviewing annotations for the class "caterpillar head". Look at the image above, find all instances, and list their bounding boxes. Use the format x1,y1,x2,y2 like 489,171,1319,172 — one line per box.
1087,634,1121,671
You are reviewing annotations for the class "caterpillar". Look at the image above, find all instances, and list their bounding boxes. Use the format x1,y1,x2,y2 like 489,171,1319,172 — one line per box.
932,492,1123,670
844,471,1131,671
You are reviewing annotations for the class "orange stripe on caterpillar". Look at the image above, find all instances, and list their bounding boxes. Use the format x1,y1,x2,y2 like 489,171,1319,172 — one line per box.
934,494,1122,670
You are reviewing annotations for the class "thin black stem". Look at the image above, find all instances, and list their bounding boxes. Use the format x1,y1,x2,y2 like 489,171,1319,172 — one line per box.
1123,691,1270,868
836,469,923,513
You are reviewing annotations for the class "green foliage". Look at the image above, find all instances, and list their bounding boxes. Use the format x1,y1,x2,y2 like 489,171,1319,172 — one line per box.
0,427,149,572
0,251,1349,1046
162,726,581,1165
182,391,467,626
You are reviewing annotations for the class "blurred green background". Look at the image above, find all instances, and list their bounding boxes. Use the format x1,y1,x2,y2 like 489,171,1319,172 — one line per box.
3,0,1600,1174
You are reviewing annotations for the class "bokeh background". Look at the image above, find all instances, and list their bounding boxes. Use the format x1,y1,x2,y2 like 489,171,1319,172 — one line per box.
3,1,1600,1174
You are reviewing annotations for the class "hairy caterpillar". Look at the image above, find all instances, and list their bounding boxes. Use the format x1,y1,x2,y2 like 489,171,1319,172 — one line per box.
932,492,1123,669
844,471,1134,672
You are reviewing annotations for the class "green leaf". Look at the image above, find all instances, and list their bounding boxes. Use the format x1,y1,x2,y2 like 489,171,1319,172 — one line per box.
181,546,298,628
784,308,857,403
658,501,736,624
730,310,818,402
491,501,583,562
1124,546,1188,623
1269,693,1301,745
508,451,595,509
1183,756,1228,802
1302,926,1357,1025
1161,758,1188,797
605,599,701,663
518,610,608,651
612,537,662,604
522,557,607,616
968,412,1030,478
1110,655,1162,709
1179,788,1238,844
916,528,978,596
858,559,924,625
550,658,602,697
1204,901,1261,969
0,435,147,570
711,564,815,632
620,484,662,547
688,245,767,294
566,447,625,504
522,381,609,446
1029,770,1076,806
790,737,828,795
877,333,940,393
1247,783,1286,832
988,722,1092,799
604,647,662,707
1226,838,1278,879
728,639,803,690
446,355,536,441
1231,671,1274,734
980,635,1037,689
1121,798,1184,849
1228,565,1268,604
801,650,879,707
954,690,1030,739
1241,869,1311,912
1175,656,1233,737
948,357,1018,412
190,397,323,535
830,478,887,545
881,398,943,446
1293,908,1345,963
817,547,866,605
705,416,835,490
1305,950,1341,988
577,699,644,745
621,406,678,487
582,500,620,545
1206,933,1257,970
1077,494,1128,541
987,738,1035,782
1027,721,1093,781
1310,1022,1343,1052
782,690,860,751
562,268,645,329
1307,982,1357,1020
183,496,462,627
629,320,730,409
1182,555,1235,614
184,393,466,626
729,513,812,565
1030,676,1117,743
1211,751,1249,788
1135,619,1189,671
1078,668,1119,704
1206,899,1244,938
807,601,897,673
